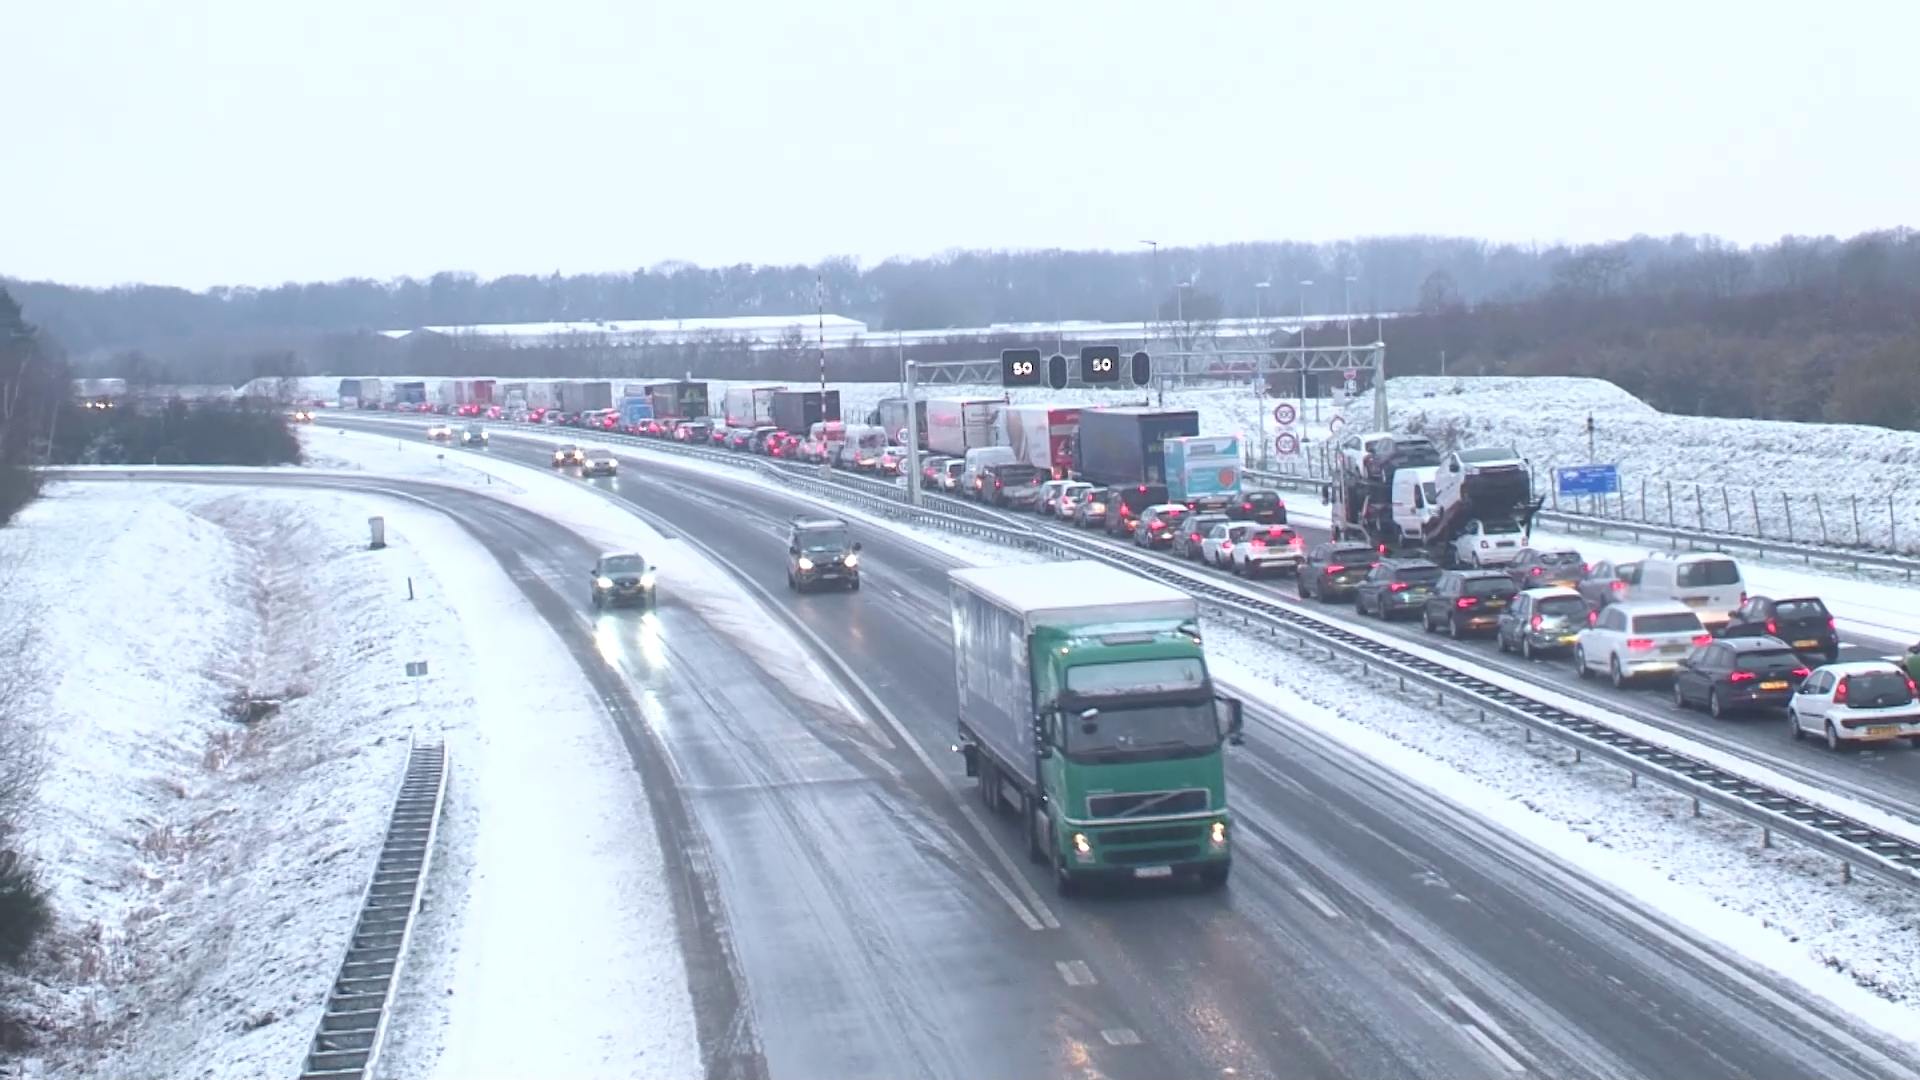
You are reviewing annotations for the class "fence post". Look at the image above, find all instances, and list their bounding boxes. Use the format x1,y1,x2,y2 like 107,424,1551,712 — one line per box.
1749,490,1760,537
1782,493,1793,542
1549,485,1559,512
1813,492,1827,543
1693,484,1705,530
1720,486,1733,533
1851,496,1861,547
1640,480,1648,522
1891,495,1899,552
1665,481,1675,526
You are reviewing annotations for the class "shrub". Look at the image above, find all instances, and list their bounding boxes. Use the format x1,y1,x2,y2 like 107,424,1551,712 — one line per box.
0,849,48,966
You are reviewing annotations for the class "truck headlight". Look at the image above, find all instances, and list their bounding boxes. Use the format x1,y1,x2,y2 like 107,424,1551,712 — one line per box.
1072,832,1094,863
843,553,858,567
1210,820,1228,849
797,557,814,570
596,576,613,588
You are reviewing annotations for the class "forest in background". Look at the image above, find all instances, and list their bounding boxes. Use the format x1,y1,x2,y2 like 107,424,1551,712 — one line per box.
8,228,1920,429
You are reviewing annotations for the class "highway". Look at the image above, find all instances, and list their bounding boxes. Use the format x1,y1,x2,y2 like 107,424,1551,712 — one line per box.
322,421,1920,1080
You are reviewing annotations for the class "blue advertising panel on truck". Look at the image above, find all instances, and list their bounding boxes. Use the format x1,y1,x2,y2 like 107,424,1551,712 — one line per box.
950,561,1244,894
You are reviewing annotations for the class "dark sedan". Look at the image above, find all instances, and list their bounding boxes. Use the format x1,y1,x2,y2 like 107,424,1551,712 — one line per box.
1672,637,1810,716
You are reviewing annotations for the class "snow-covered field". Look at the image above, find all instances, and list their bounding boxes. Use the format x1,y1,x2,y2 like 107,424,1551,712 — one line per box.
287,370,1920,549
0,475,698,1078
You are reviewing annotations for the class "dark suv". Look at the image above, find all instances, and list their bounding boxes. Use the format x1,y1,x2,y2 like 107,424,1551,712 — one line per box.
1421,570,1516,638
787,516,862,592
1297,542,1382,602
1722,596,1839,663
1105,484,1169,537
590,551,657,609
1226,490,1287,525
1354,559,1443,619
985,463,1045,508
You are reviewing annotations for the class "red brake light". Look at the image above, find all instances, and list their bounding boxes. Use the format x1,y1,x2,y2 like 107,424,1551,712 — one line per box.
1908,676,1918,697
1692,633,1713,645
1833,679,1849,704
1828,618,1837,630
1388,582,1408,593
1792,667,1810,678
1220,541,1234,552
1588,610,1598,624
1610,581,1625,591
1149,521,1165,531
1242,501,1252,509
1530,567,1543,575
1250,539,1266,549
1189,531,1203,541
1729,671,1757,683
1765,619,1776,635
1530,614,1543,630
1323,563,1341,573
1456,597,1476,608
1626,637,1654,650
1584,563,1593,573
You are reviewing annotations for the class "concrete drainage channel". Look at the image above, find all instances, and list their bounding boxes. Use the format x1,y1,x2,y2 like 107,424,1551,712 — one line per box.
298,736,450,1080
352,418,1920,892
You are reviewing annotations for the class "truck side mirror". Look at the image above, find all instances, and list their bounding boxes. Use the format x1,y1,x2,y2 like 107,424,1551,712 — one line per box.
1214,696,1245,746
789,544,801,556
852,541,863,552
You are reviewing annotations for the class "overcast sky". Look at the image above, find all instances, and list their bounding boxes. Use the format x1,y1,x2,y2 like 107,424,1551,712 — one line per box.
7,0,1914,290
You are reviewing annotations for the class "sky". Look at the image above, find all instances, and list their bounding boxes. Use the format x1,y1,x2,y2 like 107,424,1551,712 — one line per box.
6,0,1916,290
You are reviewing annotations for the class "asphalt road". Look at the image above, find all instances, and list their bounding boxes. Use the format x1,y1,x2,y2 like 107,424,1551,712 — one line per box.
357,426,1920,1080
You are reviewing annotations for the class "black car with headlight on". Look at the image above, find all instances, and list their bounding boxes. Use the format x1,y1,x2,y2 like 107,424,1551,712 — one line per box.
787,516,862,592
553,444,585,467
591,552,656,609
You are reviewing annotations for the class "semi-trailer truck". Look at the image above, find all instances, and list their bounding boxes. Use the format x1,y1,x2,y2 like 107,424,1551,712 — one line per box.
770,389,841,435
557,381,614,415
1164,434,1243,512
925,396,1001,457
950,561,1243,894
1002,404,1082,478
646,380,710,421
1075,407,1200,488
722,384,786,427
874,397,929,449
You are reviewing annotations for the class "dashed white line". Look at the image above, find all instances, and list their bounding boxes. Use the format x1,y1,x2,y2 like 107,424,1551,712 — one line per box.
1100,1028,1143,1046
1292,882,1344,920
1055,959,1097,986
1461,1022,1526,1074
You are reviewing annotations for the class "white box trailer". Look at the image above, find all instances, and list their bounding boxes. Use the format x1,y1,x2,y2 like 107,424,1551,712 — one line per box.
925,396,1002,457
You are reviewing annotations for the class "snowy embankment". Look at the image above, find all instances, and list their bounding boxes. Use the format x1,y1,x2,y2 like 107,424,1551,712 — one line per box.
1,477,698,1078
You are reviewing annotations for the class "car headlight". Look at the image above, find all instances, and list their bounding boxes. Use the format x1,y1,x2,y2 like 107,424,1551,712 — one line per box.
606,458,617,466
596,576,613,588
797,557,814,570
843,553,858,567
640,572,656,588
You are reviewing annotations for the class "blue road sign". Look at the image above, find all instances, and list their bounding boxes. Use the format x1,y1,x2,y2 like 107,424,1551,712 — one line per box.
1556,464,1620,497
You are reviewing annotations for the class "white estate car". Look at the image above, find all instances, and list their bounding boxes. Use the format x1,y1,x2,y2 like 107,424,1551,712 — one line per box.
1787,662,1920,750
1574,600,1711,688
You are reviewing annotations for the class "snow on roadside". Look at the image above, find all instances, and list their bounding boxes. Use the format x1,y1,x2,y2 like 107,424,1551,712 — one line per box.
361,500,699,1080
0,483,462,1078
301,427,871,729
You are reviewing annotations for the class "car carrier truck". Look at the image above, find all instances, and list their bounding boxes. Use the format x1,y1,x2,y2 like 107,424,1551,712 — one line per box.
950,561,1244,894
1325,430,1542,567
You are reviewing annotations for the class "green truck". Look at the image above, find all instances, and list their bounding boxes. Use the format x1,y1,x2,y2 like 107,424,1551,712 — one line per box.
949,561,1245,894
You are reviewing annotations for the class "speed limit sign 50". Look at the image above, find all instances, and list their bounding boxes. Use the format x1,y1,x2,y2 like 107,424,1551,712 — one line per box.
1272,403,1297,426
1275,433,1300,456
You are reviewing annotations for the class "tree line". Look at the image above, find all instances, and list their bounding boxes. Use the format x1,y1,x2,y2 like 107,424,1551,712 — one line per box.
11,227,1920,429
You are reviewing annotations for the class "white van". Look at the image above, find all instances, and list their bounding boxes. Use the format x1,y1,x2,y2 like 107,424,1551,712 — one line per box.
1632,552,1746,632
961,446,1017,500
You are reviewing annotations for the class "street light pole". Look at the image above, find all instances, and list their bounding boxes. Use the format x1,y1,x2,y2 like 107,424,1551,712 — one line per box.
1299,279,1315,421
1139,240,1159,341
1254,281,1271,466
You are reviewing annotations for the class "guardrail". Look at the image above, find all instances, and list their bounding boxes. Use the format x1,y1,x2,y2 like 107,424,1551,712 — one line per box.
346,416,1920,894
298,736,448,1080
1240,466,1920,579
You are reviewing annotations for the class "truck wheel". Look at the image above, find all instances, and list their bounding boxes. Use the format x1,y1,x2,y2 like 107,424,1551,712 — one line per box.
848,578,860,592
1026,801,1047,865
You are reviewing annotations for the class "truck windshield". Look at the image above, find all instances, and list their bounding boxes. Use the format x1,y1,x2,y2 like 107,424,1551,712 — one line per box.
1065,657,1205,694
1066,702,1219,759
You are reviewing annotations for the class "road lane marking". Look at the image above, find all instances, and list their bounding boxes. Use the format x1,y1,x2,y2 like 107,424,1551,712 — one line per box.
1056,959,1097,986
1292,882,1344,920
1446,993,1528,1074
1100,1028,1142,1046
1461,1022,1525,1074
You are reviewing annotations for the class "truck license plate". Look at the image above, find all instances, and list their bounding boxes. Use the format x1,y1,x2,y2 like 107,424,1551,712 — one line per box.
1133,865,1173,879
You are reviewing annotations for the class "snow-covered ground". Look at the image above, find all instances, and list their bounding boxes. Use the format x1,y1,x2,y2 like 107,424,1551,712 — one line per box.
0,476,699,1078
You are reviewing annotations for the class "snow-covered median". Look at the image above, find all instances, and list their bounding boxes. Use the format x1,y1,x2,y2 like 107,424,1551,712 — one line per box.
0,478,697,1078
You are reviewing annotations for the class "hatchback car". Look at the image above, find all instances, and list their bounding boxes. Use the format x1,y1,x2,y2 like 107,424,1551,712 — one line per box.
1133,504,1190,549
1073,486,1112,528
1722,596,1839,663
1297,542,1382,602
1421,569,1516,638
1354,559,1443,619
1225,490,1287,525
1787,662,1920,749
1496,586,1590,660
1037,479,1075,516
590,551,656,610
1177,513,1232,559
1055,481,1095,522
1672,638,1809,717
1505,548,1586,590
